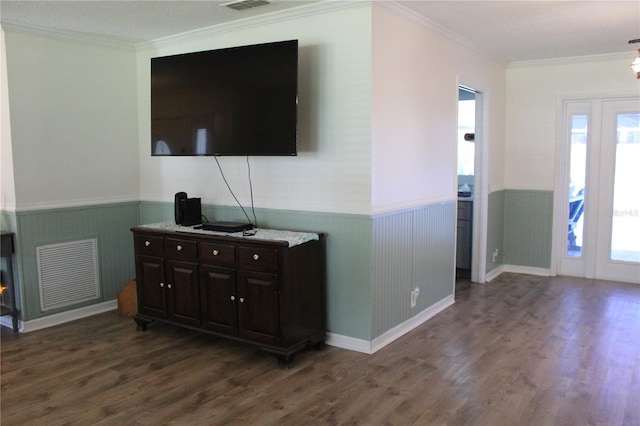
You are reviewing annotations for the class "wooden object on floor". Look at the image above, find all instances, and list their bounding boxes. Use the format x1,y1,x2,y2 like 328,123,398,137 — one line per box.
2,273,639,425
116,280,137,317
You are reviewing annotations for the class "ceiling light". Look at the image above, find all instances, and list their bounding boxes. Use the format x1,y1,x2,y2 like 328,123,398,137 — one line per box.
629,39,640,79
221,0,270,11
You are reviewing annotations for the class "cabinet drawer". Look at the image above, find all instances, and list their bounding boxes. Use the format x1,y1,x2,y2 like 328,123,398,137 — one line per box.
135,234,164,256
199,242,235,266
164,238,197,259
238,246,278,272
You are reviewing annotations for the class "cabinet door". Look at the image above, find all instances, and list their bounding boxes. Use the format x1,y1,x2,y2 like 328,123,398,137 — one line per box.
200,264,237,335
237,270,279,345
456,220,471,269
165,260,200,327
136,255,166,319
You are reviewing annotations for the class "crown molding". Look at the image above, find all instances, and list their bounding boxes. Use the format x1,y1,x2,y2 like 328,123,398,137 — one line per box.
509,51,632,68
0,22,136,51
0,0,369,52
135,0,370,51
373,1,508,67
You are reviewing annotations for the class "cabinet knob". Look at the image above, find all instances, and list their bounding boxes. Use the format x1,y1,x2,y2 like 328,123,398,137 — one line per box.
240,297,245,303
160,282,164,288
230,296,235,301
213,250,219,256
145,241,151,247
167,284,172,289
253,254,259,261
176,245,182,251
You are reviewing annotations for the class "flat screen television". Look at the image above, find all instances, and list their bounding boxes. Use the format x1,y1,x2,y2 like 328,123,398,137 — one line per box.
151,40,298,156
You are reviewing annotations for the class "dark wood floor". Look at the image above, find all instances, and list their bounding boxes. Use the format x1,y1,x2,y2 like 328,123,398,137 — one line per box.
2,273,639,425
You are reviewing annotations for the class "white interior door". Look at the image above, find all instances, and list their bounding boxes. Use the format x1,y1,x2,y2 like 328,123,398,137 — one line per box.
559,98,640,284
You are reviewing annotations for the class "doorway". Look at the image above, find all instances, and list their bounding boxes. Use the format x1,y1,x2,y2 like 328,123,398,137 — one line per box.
456,87,476,279
558,97,640,284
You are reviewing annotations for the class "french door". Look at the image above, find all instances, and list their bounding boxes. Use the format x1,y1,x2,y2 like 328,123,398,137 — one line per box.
559,98,640,284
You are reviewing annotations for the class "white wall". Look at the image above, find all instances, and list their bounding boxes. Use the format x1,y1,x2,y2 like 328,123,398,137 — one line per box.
505,55,640,190
371,6,506,213
3,31,139,210
0,29,16,213
136,4,374,216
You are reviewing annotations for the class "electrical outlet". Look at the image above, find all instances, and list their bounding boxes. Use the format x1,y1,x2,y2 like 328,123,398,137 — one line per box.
492,249,499,263
411,288,420,308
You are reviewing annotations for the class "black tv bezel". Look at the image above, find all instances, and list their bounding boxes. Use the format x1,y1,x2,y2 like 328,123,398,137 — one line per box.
150,39,298,157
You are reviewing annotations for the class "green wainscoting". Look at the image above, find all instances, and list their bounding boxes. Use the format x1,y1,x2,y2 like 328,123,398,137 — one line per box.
371,201,456,339
6,202,139,321
5,198,461,342
486,190,506,272
504,190,554,269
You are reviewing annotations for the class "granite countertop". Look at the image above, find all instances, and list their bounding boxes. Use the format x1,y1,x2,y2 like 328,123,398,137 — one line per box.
137,222,319,248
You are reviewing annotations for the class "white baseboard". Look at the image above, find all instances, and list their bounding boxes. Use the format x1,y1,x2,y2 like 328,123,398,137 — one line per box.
504,265,552,277
485,265,505,282
325,332,372,354
326,294,455,355
0,316,18,330
7,300,118,333
485,264,551,283
370,294,455,353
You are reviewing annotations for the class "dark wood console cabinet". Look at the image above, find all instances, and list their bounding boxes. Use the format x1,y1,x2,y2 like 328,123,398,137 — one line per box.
132,225,326,368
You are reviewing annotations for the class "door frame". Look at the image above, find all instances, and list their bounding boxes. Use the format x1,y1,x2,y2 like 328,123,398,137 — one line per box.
456,81,487,283
553,92,640,280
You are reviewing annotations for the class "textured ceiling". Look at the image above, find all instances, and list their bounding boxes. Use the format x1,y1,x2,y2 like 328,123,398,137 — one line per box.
1,0,639,63
397,1,640,62
0,0,317,43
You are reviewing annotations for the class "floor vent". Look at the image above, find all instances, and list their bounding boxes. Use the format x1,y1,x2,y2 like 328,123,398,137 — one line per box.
37,238,100,312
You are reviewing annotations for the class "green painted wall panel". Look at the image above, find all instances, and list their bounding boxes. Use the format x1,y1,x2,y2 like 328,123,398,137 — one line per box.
504,190,554,269
10,202,139,320
6,198,461,340
371,202,456,338
486,190,505,272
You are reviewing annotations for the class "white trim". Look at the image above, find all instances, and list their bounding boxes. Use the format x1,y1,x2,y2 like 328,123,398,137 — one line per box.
10,197,140,213
0,316,17,330
488,184,506,193
485,264,505,282
509,52,630,69
13,300,117,333
470,89,487,284
371,196,456,216
503,184,555,192
326,294,455,355
504,265,552,277
486,265,552,282
371,294,455,354
136,1,368,51
0,22,135,50
375,1,506,66
325,332,372,354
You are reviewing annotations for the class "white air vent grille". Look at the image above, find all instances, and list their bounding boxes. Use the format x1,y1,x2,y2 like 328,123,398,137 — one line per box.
37,238,100,311
221,0,270,11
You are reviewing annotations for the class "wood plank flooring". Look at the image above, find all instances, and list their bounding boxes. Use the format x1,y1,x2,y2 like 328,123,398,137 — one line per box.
2,273,639,425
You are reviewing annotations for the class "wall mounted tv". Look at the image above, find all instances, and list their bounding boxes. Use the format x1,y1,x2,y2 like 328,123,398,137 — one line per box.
151,40,298,156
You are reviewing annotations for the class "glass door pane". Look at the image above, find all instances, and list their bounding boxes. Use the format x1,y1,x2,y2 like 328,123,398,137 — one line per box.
567,115,587,257
610,113,640,262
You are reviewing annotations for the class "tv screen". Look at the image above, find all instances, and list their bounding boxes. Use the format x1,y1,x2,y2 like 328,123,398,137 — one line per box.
151,40,298,156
